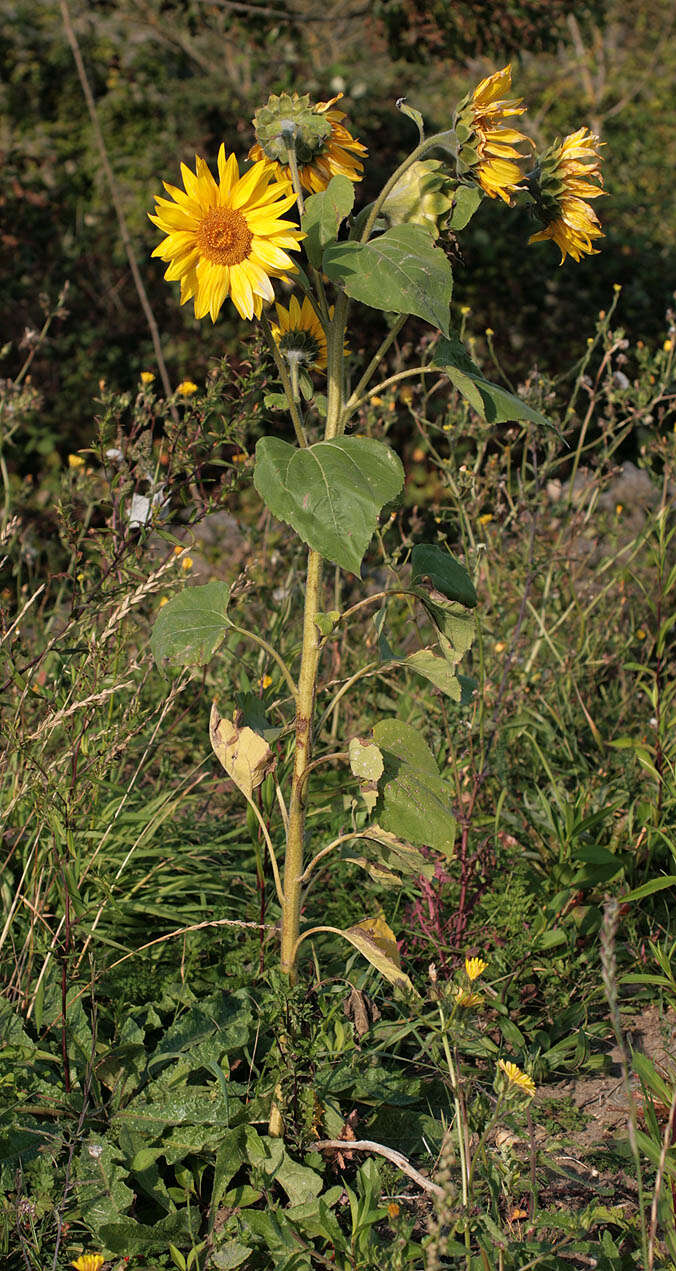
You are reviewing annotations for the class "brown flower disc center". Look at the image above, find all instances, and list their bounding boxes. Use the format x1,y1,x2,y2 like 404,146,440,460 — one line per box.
196,207,252,266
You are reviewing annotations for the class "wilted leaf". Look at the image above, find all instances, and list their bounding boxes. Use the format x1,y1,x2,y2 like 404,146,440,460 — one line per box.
341,915,416,992
210,703,275,800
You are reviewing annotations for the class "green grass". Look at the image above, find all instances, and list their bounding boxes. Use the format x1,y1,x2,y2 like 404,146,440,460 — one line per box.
1,314,676,1269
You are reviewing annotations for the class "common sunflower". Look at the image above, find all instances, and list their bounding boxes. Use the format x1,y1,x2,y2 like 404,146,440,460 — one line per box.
271,295,329,372
149,147,304,322
528,127,606,263
455,65,532,205
250,93,367,194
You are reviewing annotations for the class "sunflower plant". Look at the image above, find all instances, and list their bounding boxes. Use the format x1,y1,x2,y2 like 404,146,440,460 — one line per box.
149,72,606,987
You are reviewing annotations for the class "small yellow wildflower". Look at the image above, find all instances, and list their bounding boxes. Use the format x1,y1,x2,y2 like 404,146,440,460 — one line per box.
370,395,384,406
613,282,622,292
68,454,85,469
232,451,248,464
460,304,471,315
258,674,273,690
615,503,623,516
498,1059,536,1097
71,1256,105,1271
455,987,483,1008
485,327,494,336
636,627,646,640
478,513,493,526
159,596,169,607
465,956,487,981
664,339,673,352
140,370,155,384
494,641,506,653
176,380,198,396
387,1202,400,1219
181,556,194,572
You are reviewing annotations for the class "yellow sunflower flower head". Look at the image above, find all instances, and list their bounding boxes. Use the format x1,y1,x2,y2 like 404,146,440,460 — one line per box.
271,295,329,373
250,92,367,194
497,1059,536,1098
149,147,304,322
454,64,533,206
71,1255,105,1271
528,126,606,264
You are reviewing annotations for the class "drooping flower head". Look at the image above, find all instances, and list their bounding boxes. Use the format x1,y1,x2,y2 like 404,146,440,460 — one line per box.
271,295,329,372
250,92,367,194
71,1255,105,1271
498,1059,536,1097
455,65,532,205
528,127,606,264
149,147,303,322
454,986,483,1009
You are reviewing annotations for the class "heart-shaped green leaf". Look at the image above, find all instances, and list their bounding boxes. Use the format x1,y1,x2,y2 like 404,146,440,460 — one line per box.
323,224,453,334
254,435,404,575
150,581,230,668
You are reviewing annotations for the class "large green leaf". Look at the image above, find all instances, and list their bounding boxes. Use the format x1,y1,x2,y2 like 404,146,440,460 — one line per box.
301,175,355,267
433,336,554,428
150,581,230,668
372,718,455,856
254,435,404,575
411,543,477,607
323,225,453,334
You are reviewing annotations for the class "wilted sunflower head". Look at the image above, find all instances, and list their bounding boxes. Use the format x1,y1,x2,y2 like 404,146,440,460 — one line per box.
250,92,367,194
454,64,533,205
149,146,303,322
528,126,606,263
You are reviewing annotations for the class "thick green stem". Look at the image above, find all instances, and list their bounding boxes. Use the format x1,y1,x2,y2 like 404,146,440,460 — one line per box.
280,548,322,981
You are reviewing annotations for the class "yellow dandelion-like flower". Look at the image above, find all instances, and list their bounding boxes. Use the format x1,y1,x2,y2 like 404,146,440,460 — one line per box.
140,370,155,384
271,295,329,372
455,986,483,1008
181,556,194,572
498,1059,536,1097
465,956,487,981
68,453,85,469
528,127,606,264
250,92,367,194
159,595,169,607
149,146,303,322
258,674,273,690
71,1256,105,1271
456,65,532,206
176,380,198,396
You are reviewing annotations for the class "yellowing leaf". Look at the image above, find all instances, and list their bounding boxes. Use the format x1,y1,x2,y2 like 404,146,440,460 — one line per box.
348,737,384,781
341,916,417,993
210,702,274,801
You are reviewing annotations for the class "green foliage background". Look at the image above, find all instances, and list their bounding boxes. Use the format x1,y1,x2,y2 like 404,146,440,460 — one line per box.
3,0,675,458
